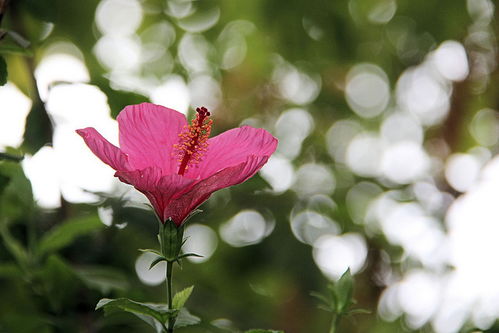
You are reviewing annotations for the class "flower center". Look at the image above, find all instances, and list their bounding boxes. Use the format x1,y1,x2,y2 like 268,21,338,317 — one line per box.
174,106,212,175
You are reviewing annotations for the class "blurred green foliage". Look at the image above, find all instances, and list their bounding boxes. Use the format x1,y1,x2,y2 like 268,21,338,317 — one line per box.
1,0,498,332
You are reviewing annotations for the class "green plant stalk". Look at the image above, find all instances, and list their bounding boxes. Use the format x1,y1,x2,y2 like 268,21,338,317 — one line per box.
166,261,175,333
329,313,338,333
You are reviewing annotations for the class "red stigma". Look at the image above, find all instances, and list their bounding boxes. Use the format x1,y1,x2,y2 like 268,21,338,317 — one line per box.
173,106,213,175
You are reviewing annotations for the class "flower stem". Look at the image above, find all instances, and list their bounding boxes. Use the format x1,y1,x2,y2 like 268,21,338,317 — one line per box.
166,261,175,333
329,314,338,333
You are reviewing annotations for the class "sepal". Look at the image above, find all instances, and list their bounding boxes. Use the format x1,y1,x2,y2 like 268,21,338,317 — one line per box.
149,256,167,270
176,253,203,260
158,219,185,262
139,248,163,257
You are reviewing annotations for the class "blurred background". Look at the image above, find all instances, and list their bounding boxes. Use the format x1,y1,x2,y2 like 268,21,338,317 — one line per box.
0,0,498,332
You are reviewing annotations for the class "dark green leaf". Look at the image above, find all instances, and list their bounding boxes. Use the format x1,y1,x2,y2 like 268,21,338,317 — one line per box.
74,266,129,294
174,308,201,328
0,161,34,219
96,298,176,325
0,172,10,196
38,255,78,312
177,252,203,260
0,55,6,86
37,215,104,257
0,262,22,278
245,330,284,333
22,101,53,154
173,286,194,310
0,152,23,162
0,224,28,267
23,0,58,22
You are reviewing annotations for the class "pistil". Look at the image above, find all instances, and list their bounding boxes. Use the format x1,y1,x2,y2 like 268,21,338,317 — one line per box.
174,107,212,175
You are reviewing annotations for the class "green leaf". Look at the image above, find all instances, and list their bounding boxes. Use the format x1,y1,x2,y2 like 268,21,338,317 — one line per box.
0,44,33,56
0,55,6,86
74,266,129,294
0,224,28,267
22,101,53,154
37,215,104,257
133,313,163,333
174,308,201,328
310,290,331,307
37,255,78,312
334,268,353,313
0,152,23,162
245,330,284,333
23,0,58,22
173,286,194,310
96,298,176,325
0,172,10,197
0,262,22,278
0,161,33,220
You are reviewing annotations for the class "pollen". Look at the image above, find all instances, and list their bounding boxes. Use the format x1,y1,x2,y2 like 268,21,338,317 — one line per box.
174,106,213,175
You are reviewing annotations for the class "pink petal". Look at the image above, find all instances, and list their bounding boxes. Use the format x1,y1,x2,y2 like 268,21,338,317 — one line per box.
165,155,270,224
76,127,129,171
117,103,188,174
185,126,277,178
116,167,195,222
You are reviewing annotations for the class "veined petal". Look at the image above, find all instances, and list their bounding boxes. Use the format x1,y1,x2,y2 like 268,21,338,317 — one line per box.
185,126,277,179
76,127,129,171
165,155,270,225
116,167,195,222
117,103,188,174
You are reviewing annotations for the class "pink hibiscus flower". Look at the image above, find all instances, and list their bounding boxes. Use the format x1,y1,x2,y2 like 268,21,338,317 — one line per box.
77,103,277,226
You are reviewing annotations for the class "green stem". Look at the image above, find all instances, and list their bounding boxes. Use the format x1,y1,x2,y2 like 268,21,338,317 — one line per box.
329,314,338,333
166,261,175,333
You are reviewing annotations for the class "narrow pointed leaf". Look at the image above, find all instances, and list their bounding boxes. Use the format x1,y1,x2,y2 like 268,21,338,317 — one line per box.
347,308,371,315
38,215,103,257
173,286,194,310
310,291,331,306
0,224,28,267
149,256,166,270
